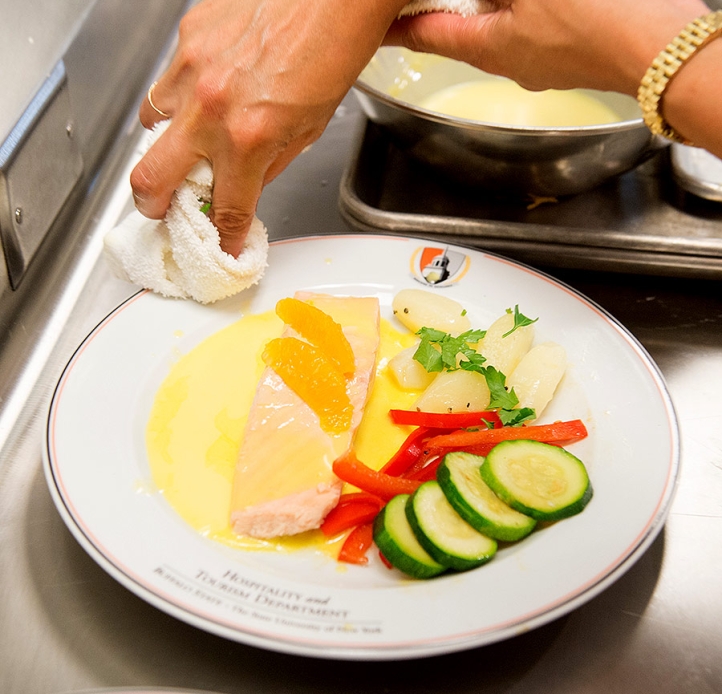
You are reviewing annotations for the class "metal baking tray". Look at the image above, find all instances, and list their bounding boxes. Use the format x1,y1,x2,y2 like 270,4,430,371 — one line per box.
339,120,722,278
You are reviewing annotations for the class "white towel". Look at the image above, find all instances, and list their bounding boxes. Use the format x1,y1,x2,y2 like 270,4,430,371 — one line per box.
400,0,496,17
104,120,268,304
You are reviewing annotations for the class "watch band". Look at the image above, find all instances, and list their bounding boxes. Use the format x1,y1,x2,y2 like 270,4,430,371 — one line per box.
637,10,722,145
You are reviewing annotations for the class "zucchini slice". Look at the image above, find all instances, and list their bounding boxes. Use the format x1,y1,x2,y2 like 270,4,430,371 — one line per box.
437,452,537,541
480,439,592,521
406,481,497,571
373,495,445,579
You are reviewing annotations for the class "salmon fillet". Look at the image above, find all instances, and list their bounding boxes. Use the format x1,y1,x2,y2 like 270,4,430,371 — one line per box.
230,293,380,538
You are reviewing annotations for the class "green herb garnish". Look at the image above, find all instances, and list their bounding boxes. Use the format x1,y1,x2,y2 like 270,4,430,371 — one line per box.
498,407,536,427
483,367,536,426
413,327,487,373
413,326,536,425
482,365,518,410
502,305,538,337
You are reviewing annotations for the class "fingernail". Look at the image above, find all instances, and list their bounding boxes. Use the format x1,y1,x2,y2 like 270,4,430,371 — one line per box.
133,192,152,217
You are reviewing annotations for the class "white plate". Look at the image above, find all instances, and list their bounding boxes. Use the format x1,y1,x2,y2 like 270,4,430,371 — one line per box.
44,235,679,660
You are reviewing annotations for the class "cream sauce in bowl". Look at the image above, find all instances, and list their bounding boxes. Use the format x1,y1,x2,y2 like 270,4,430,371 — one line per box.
418,79,622,127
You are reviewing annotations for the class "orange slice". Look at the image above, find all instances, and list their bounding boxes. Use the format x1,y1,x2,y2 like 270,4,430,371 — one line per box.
262,336,353,433
275,297,355,375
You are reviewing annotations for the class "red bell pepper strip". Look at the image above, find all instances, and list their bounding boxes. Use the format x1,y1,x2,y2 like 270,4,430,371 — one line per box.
334,491,386,506
389,409,502,429
401,447,438,478
320,493,384,537
378,551,393,569
333,453,423,500
379,426,435,476
338,523,374,565
426,419,588,451
406,456,443,482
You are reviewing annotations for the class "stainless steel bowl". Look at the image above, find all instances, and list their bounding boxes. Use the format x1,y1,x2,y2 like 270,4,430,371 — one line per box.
354,48,665,197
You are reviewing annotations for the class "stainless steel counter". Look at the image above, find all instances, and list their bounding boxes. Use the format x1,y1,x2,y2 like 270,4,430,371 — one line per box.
1,44,722,694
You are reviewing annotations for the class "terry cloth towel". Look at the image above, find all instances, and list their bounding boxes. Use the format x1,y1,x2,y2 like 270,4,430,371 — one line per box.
400,0,496,17
104,120,268,304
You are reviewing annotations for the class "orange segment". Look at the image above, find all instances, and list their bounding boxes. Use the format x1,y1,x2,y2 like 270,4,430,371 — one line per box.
262,336,353,434
275,297,355,375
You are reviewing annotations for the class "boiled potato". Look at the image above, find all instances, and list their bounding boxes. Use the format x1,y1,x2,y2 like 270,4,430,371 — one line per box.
388,345,437,390
507,342,566,420
480,312,534,375
392,289,471,335
414,369,490,413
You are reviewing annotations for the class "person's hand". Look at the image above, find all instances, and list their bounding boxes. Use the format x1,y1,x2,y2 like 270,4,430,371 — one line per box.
385,0,710,96
131,0,408,257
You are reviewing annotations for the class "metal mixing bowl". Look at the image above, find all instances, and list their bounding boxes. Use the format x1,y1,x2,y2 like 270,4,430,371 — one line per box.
354,47,665,197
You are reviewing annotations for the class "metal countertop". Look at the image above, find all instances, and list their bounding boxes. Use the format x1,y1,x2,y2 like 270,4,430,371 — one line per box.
1,88,721,693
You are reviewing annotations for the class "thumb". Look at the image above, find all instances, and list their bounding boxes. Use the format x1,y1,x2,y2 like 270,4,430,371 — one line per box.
384,14,469,57
384,12,501,64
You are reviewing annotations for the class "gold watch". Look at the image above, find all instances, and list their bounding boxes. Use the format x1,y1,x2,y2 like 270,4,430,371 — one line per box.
637,10,722,144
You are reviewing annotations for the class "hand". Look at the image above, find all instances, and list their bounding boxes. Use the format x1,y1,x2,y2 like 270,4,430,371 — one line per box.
131,0,408,257
385,0,710,96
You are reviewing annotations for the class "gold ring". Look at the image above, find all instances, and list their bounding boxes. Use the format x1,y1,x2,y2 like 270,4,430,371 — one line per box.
147,81,170,118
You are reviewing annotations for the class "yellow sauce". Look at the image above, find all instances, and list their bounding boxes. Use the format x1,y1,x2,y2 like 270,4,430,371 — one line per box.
146,310,418,555
419,80,621,127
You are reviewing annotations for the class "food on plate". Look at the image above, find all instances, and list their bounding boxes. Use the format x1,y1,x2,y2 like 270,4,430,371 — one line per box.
392,288,470,334
478,306,536,376
274,296,356,375
373,494,446,579
229,293,380,538
413,369,490,414
388,345,437,390
506,342,567,420
436,451,537,542
405,480,498,571
146,286,592,579
336,416,590,576
480,440,593,521
330,295,592,577
145,306,416,554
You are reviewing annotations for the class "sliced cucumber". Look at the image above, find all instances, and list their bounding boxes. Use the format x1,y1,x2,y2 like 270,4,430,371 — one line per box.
406,481,497,571
437,451,536,541
373,495,445,579
480,439,592,521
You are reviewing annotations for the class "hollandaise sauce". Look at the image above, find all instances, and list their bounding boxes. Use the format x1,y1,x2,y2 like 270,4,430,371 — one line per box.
146,310,418,556
419,79,621,127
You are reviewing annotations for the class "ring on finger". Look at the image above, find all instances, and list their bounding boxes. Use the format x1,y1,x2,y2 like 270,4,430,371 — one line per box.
147,81,171,118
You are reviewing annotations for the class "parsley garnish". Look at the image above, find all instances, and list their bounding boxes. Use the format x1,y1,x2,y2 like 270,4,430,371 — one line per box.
483,367,536,426
502,305,538,337
499,407,536,427
482,366,518,410
413,327,487,373
412,325,536,426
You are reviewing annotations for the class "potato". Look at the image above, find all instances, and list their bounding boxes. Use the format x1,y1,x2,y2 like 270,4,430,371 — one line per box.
392,289,471,335
507,342,566,420
414,369,490,413
480,312,534,376
388,345,437,391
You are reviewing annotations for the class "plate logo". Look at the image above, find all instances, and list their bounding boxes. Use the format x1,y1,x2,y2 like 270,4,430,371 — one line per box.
411,246,470,286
